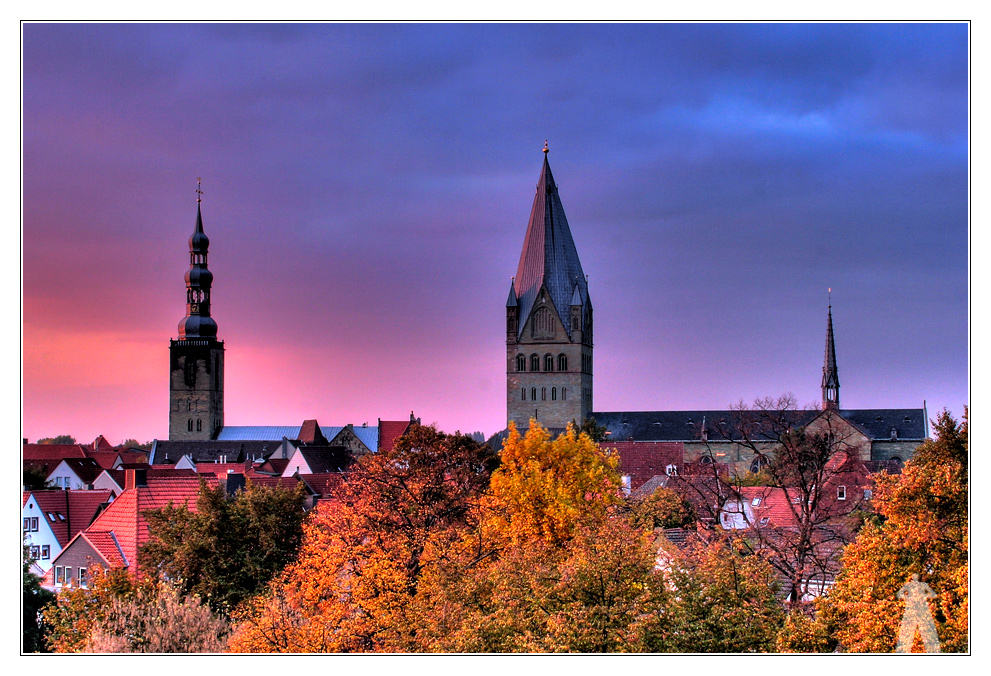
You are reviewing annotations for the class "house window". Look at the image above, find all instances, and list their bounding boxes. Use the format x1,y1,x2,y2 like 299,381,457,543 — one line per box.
530,354,539,371
54,566,64,585
837,485,846,501
621,475,631,496
864,488,873,500
41,545,50,560
751,497,762,507
558,354,567,371
552,387,557,400
30,545,40,560
23,518,29,532
79,567,88,588
65,567,73,585
30,517,38,532
544,354,554,371
541,387,546,401
517,355,526,372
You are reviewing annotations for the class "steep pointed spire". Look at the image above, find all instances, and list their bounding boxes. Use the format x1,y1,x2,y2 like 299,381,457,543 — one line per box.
513,145,588,338
506,278,518,307
822,297,839,410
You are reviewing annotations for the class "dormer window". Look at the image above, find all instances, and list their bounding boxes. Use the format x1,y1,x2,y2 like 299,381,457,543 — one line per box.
751,497,762,507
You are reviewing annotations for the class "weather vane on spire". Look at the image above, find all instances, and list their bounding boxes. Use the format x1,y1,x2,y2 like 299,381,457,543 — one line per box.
195,178,203,203
543,140,549,154
828,287,832,306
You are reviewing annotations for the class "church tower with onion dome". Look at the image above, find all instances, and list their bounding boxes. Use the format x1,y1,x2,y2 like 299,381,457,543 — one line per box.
506,144,593,430
169,181,224,440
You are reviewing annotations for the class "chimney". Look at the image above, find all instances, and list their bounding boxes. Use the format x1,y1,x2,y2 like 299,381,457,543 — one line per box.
125,469,148,490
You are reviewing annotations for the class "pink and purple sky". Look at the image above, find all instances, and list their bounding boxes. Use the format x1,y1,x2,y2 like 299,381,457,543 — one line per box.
22,23,968,444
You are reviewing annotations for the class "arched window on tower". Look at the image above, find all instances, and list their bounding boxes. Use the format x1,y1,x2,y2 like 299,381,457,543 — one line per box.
531,388,537,402
541,387,546,400
516,355,526,372
544,354,553,371
196,419,202,432
522,388,526,401
187,419,193,432
562,388,567,400
530,354,539,371
552,387,557,400
558,354,567,371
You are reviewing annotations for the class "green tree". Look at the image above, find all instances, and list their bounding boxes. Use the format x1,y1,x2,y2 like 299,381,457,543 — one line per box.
814,410,968,653
23,548,55,652
640,537,784,653
119,438,153,450
625,486,696,530
37,435,76,445
23,466,54,490
140,478,308,616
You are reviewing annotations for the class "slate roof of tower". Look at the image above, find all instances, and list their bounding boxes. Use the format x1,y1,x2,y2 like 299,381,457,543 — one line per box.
591,408,926,443
513,150,588,339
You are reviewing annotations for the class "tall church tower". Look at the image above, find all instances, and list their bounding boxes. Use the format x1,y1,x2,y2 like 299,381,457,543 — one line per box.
169,184,224,440
821,300,840,410
507,144,592,429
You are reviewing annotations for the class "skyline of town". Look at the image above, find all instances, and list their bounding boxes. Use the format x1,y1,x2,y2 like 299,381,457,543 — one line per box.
22,23,968,443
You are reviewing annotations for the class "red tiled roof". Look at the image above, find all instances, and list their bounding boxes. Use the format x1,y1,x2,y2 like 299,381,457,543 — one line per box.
258,457,290,475
23,489,114,546
378,420,411,454
737,486,805,528
67,489,115,538
602,441,684,490
195,462,252,479
298,472,345,497
247,475,304,491
86,475,202,578
299,419,327,445
22,444,89,461
60,458,105,484
79,530,128,568
92,435,114,451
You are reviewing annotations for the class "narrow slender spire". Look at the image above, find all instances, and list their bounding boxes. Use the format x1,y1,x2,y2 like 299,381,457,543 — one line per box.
822,294,839,410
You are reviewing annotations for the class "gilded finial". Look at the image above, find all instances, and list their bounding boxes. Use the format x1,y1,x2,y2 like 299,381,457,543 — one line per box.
195,178,203,203
828,287,832,307
543,140,549,154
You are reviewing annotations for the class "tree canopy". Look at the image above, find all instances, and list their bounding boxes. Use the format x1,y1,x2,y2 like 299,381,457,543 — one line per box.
812,410,968,653
139,478,307,616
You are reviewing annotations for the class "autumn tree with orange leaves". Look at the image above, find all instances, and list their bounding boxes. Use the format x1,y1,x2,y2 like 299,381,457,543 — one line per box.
799,410,969,653
227,424,497,652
